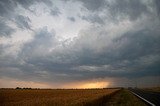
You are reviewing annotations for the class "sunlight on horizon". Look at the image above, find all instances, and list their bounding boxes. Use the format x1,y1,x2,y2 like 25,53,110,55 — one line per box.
62,81,110,89
77,82,110,89
0,77,110,89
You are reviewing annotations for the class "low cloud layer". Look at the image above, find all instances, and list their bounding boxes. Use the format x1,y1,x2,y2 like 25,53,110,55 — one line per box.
0,0,160,88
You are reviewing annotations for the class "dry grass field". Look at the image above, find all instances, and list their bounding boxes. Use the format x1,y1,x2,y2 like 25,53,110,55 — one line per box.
143,87,160,93
0,88,119,106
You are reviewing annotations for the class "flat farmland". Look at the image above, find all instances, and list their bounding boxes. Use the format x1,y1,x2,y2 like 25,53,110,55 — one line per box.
0,88,119,106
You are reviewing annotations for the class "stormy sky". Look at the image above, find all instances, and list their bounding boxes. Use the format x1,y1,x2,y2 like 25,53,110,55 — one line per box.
0,0,160,88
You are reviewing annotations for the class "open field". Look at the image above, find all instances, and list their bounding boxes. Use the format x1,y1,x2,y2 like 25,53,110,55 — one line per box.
105,89,147,106
143,87,160,93
0,88,119,106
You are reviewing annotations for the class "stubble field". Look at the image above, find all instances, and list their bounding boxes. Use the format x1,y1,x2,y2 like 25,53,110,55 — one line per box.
0,88,119,106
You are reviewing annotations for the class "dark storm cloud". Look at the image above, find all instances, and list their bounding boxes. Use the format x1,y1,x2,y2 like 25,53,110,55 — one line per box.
0,27,57,82
77,0,106,11
10,25,160,83
82,26,159,61
112,30,160,60
0,0,34,18
78,0,152,24
58,27,160,82
0,20,15,37
0,0,17,18
15,15,31,30
107,0,150,21
29,26,160,82
0,0,160,87
155,0,160,17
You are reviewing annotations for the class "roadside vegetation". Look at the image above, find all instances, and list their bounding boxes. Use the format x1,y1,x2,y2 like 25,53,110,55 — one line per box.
143,87,160,93
105,89,147,106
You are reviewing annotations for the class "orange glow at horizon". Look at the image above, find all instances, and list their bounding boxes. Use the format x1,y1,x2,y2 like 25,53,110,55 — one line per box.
62,81,110,89
0,77,110,89
77,82,109,88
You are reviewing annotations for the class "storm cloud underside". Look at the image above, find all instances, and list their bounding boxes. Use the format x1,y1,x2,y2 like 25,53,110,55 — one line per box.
0,0,160,88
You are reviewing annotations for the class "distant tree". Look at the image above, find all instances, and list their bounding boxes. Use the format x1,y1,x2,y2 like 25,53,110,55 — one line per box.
22,87,32,90
16,87,21,89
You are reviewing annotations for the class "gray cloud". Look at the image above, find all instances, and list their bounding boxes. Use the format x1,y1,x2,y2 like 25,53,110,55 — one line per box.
0,0,160,87
107,0,150,21
50,7,61,16
68,17,75,22
79,0,154,24
81,15,104,25
0,0,17,18
21,25,160,82
0,27,57,82
14,15,31,30
15,0,53,10
0,0,53,28
155,0,160,17
0,0,34,19
20,27,56,59
4,25,159,84
0,20,15,37
78,0,106,11
0,0,54,19
15,0,36,9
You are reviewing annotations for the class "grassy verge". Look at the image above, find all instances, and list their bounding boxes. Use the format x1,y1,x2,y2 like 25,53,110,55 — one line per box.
104,89,147,106
143,87,160,93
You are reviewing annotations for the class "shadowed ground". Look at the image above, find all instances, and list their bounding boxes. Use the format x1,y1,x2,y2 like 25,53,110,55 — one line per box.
105,89,147,106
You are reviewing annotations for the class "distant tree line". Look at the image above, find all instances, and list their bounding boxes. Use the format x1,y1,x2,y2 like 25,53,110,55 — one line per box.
16,87,32,89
